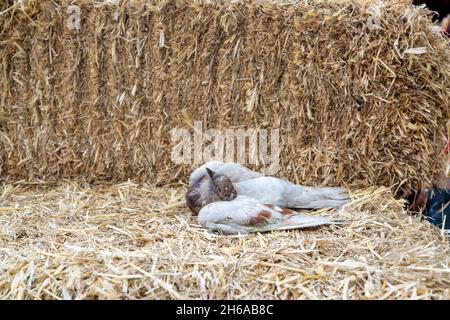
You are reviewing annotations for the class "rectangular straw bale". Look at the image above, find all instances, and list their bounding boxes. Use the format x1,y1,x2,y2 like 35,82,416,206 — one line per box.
0,0,449,196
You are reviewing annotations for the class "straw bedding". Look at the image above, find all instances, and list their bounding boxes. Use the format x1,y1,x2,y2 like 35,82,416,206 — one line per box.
0,0,449,196
0,181,449,299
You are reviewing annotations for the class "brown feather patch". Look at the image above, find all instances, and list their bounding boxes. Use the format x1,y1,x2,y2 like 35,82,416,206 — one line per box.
282,207,296,216
264,204,295,216
249,210,272,226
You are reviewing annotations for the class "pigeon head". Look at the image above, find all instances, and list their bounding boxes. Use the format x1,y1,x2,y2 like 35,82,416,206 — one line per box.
206,168,237,201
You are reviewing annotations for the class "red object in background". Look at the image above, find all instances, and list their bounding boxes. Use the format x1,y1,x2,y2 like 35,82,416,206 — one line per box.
443,15,450,36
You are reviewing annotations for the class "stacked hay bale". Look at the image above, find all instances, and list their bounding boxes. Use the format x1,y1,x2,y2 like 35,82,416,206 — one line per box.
0,0,449,196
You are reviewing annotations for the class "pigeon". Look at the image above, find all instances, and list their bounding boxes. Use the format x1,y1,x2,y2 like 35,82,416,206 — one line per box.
197,195,343,235
186,167,237,215
189,161,350,209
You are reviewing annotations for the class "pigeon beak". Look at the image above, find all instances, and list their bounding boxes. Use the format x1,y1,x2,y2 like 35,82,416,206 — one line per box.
205,167,215,178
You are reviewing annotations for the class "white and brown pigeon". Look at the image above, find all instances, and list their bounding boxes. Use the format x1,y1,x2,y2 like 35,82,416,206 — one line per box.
187,163,348,234
189,161,350,209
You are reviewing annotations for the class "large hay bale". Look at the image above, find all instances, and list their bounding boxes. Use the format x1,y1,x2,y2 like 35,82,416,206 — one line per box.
0,0,449,196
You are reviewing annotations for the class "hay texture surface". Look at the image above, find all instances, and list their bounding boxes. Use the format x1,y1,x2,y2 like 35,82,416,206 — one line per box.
0,0,449,196
0,181,449,299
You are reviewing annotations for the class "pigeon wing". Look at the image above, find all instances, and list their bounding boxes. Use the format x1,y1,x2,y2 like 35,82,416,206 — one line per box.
189,161,263,187
234,176,350,209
